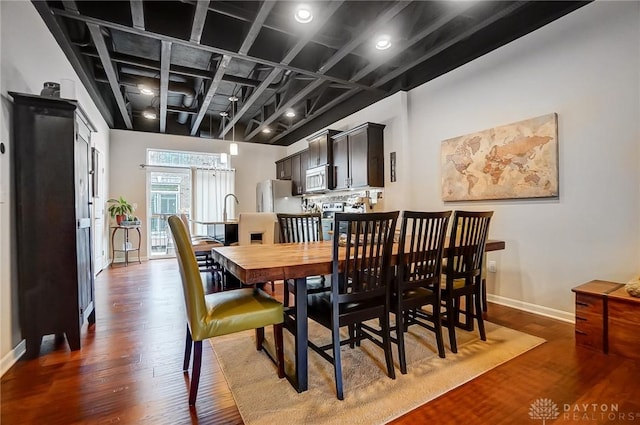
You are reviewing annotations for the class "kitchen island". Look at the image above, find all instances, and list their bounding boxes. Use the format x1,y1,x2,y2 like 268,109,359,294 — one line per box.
191,220,238,246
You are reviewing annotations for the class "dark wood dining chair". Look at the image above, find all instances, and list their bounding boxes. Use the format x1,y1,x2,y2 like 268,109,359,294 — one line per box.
167,215,285,406
306,211,399,400
441,210,493,353
392,210,451,373
179,214,224,281
276,212,328,307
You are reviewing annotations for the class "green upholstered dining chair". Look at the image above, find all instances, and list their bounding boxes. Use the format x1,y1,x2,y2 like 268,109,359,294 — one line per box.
440,211,493,353
167,215,285,406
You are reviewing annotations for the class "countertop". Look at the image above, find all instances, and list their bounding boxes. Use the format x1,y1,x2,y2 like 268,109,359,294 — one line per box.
191,220,238,225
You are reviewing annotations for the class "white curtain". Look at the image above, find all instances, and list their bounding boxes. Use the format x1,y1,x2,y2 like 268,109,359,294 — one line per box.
192,167,235,235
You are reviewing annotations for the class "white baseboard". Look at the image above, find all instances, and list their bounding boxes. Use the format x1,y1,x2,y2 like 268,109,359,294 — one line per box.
1,339,25,377
488,294,575,324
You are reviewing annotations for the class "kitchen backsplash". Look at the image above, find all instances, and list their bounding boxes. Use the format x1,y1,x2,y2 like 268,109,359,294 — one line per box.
302,189,384,213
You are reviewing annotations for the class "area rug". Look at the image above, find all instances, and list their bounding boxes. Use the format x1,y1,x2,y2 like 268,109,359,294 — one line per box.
210,320,545,425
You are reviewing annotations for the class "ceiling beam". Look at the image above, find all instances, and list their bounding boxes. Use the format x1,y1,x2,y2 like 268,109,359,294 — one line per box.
219,0,345,139
317,1,410,74
349,2,474,83
159,41,171,133
245,79,326,140
202,1,359,54
372,1,528,90
130,0,145,30
190,0,209,43
247,1,409,141
189,0,275,136
61,1,79,13
86,23,133,129
32,1,114,127
51,7,376,94
268,2,528,145
79,48,278,87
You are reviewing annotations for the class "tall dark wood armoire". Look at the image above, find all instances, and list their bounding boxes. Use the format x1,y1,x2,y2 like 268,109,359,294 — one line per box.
9,92,95,358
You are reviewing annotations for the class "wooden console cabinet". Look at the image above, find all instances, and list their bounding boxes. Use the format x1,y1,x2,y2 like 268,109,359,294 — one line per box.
572,280,640,360
607,286,640,360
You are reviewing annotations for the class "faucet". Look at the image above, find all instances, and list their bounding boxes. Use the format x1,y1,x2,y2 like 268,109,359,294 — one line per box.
223,193,239,222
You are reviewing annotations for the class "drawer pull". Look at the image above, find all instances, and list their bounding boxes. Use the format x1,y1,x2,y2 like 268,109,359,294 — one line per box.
576,301,589,307
575,329,587,335
575,316,587,321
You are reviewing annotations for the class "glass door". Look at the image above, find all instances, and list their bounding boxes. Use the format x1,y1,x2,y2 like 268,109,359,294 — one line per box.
147,168,191,258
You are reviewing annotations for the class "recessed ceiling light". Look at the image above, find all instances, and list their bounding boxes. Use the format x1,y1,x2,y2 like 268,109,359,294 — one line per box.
219,111,228,117
142,107,157,120
228,96,238,102
138,85,154,96
262,128,272,134
285,110,296,118
375,35,392,50
294,4,313,24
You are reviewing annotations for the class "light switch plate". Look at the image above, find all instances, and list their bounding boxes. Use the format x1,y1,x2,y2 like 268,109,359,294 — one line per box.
488,260,497,273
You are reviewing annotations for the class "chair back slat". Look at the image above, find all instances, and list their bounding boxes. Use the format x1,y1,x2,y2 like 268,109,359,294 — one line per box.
398,211,451,294
277,213,323,243
446,211,493,281
333,212,398,304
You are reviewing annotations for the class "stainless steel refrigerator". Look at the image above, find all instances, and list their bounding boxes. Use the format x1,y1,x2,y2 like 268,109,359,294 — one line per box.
256,179,301,213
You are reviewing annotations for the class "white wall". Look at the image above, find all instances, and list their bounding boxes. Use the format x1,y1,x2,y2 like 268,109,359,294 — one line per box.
1,1,110,372
406,1,639,315
109,130,287,259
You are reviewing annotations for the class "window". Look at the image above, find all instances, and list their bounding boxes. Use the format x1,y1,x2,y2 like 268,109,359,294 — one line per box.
146,149,235,257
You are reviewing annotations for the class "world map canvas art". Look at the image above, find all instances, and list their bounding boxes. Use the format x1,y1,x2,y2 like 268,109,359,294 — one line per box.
441,113,559,201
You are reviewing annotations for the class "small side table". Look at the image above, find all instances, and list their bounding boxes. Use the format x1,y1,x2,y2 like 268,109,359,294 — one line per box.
111,225,141,266
571,280,623,353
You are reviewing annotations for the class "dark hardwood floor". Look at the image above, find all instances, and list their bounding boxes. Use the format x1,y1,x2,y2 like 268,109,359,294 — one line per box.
2,259,638,424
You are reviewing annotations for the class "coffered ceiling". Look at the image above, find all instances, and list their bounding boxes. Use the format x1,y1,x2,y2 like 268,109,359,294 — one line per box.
35,1,588,146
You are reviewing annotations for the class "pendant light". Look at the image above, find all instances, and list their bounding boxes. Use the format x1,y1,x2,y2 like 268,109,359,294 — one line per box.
229,95,238,156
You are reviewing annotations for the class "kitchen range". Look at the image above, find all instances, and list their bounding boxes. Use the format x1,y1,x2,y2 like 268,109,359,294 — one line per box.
320,201,366,241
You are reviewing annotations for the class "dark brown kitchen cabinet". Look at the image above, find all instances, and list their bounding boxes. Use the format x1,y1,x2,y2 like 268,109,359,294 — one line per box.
275,149,309,195
298,149,309,195
291,153,302,195
9,92,95,358
331,122,385,190
307,129,338,168
276,156,292,180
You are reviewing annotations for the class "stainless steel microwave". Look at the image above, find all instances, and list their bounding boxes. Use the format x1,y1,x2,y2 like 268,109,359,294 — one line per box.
306,165,332,193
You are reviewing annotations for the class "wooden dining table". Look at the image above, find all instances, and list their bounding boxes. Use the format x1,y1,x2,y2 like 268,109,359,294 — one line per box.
211,239,505,393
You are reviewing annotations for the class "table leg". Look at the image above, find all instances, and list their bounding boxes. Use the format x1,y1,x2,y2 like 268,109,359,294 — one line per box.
294,277,308,392
136,227,142,263
124,228,129,266
110,227,116,267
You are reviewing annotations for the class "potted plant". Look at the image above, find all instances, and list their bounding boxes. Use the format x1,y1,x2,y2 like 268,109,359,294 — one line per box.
107,197,134,225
